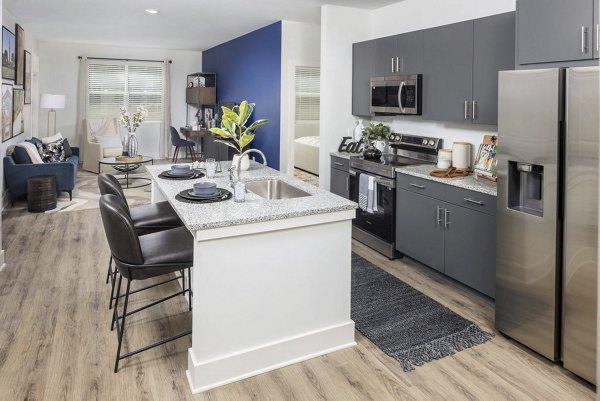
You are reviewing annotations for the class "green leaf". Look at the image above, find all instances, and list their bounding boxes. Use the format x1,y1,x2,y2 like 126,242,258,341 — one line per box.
240,133,255,149
214,139,241,153
222,108,239,125
238,101,255,126
246,119,268,133
221,118,234,134
209,128,232,139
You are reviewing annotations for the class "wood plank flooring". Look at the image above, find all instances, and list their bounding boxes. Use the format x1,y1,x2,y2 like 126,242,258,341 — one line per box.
0,208,595,400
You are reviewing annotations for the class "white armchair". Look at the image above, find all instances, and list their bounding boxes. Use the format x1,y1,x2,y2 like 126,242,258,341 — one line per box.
82,118,123,173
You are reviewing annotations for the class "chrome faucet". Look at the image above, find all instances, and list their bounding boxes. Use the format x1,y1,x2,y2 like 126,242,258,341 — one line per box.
229,149,268,185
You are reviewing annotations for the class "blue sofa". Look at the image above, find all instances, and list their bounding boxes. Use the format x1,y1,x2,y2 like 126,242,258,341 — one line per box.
4,147,79,204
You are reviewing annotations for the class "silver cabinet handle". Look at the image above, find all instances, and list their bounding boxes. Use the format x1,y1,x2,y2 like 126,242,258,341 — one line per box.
472,100,477,121
444,208,450,228
436,206,443,225
391,58,395,73
464,198,484,206
596,24,599,53
409,183,425,189
582,26,589,54
464,100,470,120
334,162,344,167
395,57,400,73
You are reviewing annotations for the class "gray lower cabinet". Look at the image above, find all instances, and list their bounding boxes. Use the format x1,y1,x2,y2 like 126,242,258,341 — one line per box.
396,188,445,272
473,12,516,125
444,203,496,298
330,156,350,198
396,174,496,298
352,40,376,117
517,0,596,65
422,20,474,123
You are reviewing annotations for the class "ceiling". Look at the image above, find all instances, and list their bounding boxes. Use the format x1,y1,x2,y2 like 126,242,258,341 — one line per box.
4,0,400,51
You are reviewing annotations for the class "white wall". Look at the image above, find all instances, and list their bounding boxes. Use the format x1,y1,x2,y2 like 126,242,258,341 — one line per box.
280,20,321,175
319,0,517,189
319,5,371,188
37,41,202,159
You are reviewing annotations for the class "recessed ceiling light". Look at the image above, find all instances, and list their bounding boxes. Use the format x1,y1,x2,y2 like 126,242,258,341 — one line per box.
145,9,159,14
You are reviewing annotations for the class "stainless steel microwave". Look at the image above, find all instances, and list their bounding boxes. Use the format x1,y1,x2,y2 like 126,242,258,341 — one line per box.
370,74,422,115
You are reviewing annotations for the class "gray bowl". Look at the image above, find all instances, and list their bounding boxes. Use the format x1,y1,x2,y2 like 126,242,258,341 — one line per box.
171,164,191,176
193,181,217,195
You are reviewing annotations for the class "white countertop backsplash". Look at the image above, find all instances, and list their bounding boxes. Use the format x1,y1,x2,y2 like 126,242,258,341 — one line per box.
147,162,357,231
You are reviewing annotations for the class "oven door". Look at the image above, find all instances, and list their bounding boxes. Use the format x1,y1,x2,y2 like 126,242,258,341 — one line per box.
349,169,396,244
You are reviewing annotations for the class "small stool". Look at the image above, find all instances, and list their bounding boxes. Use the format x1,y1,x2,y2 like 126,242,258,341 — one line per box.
27,176,57,213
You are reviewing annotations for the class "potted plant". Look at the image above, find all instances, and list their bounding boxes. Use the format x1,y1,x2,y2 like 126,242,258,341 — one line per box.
362,123,391,159
119,106,148,157
209,101,269,171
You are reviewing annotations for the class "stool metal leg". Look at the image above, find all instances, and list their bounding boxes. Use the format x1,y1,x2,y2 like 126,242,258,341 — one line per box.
106,256,113,284
114,279,131,373
111,274,122,331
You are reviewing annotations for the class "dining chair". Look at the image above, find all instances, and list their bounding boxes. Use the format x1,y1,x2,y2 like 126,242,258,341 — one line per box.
170,126,197,162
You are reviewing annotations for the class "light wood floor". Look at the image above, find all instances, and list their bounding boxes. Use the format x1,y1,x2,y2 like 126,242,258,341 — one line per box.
0,208,595,401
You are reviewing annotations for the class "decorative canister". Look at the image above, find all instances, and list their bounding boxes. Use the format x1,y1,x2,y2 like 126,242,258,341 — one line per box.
438,149,453,168
452,142,472,170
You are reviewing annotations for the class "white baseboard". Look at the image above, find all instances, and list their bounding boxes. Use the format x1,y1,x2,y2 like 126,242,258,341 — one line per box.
186,321,356,394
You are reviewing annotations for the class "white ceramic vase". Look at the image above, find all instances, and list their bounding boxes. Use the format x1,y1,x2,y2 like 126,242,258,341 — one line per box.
354,119,366,141
232,153,250,171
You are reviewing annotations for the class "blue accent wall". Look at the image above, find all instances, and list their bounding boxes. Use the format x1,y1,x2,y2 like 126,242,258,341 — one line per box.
202,22,282,169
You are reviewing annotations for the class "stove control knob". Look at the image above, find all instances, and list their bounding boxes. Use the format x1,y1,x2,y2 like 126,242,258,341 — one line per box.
428,139,435,146
422,139,428,145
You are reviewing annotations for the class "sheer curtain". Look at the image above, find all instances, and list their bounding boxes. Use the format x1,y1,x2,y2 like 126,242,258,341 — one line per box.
159,60,171,158
76,56,89,161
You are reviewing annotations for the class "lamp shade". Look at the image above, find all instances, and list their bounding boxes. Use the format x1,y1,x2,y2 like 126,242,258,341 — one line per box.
40,94,65,109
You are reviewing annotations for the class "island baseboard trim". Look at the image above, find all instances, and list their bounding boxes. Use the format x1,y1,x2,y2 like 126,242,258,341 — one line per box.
186,321,356,394
194,209,356,241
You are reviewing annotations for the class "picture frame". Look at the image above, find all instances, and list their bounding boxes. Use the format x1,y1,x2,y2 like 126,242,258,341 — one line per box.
474,135,498,180
24,51,31,104
2,26,15,81
15,24,24,86
13,87,24,137
2,84,13,142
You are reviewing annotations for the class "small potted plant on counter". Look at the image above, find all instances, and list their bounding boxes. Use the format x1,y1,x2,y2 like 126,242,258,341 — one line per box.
362,123,391,159
209,101,269,171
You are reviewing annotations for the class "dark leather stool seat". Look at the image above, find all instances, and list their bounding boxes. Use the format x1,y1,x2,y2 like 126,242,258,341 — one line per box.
99,194,193,373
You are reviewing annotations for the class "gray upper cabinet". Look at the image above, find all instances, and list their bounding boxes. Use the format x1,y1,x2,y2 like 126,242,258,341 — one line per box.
374,35,400,77
422,21,474,124
396,30,424,74
396,188,445,273
517,0,596,65
473,12,516,125
352,40,376,117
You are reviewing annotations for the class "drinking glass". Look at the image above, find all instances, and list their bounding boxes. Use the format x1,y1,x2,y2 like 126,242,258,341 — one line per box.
205,158,217,178
233,181,246,203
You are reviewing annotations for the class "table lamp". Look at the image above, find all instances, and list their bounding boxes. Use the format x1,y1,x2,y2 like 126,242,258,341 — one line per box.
40,94,65,136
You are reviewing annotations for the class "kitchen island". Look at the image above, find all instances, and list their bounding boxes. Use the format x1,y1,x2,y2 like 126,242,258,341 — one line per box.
146,162,357,393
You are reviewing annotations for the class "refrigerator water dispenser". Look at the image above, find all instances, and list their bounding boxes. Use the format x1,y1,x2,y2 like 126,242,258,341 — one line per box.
507,161,543,217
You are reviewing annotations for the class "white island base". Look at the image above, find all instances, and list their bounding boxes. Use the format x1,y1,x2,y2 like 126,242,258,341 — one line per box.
150,181,356,394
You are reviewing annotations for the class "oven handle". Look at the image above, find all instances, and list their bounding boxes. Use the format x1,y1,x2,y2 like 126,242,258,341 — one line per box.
349,169,395,188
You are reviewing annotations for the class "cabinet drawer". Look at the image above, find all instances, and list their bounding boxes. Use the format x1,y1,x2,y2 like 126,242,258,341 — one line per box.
396,174,445,199
331,156,349,172
444,186,496,215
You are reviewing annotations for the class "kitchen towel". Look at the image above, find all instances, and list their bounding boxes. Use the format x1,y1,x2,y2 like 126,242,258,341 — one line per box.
359,173,378,213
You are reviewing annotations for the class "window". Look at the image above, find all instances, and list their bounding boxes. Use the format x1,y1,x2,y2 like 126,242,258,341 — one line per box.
295,66,320,121
88,61,164,121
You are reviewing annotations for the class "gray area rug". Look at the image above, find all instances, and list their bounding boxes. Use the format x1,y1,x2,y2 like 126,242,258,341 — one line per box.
351,253,494,371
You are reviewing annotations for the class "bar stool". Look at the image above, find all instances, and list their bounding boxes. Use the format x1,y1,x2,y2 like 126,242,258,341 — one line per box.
99,194,193,372
98,173,184,309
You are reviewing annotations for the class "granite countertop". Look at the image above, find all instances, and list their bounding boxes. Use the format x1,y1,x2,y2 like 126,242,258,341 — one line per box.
396,165,497,196
146,162,357,231
329,152,354,160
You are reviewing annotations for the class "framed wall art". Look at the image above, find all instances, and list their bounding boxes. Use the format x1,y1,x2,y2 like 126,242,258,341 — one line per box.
13,87,24,137
15,24,24,85
2,26,15,81
2,84,13,141
24,51,31,104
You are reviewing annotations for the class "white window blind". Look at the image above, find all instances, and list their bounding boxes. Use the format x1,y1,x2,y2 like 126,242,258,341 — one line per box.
88,61,164,121
295,66,320,121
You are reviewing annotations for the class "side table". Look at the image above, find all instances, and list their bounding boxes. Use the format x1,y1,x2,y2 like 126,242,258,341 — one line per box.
27,175,57,213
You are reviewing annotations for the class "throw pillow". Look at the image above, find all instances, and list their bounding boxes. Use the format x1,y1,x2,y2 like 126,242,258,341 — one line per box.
62,138,73,158
16,142,44,164
41,133,64,144
27,137,43,147
13,146,32,164
38,139,66,163
94,134,123,148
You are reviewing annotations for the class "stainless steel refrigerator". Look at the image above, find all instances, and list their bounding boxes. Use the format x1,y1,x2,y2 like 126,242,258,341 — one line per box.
496,67,599,384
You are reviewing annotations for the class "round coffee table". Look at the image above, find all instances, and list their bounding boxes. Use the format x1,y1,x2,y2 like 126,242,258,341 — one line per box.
98,156,154,189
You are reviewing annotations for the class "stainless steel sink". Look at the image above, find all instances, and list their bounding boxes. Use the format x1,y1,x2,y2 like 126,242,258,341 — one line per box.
245,179,311,200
